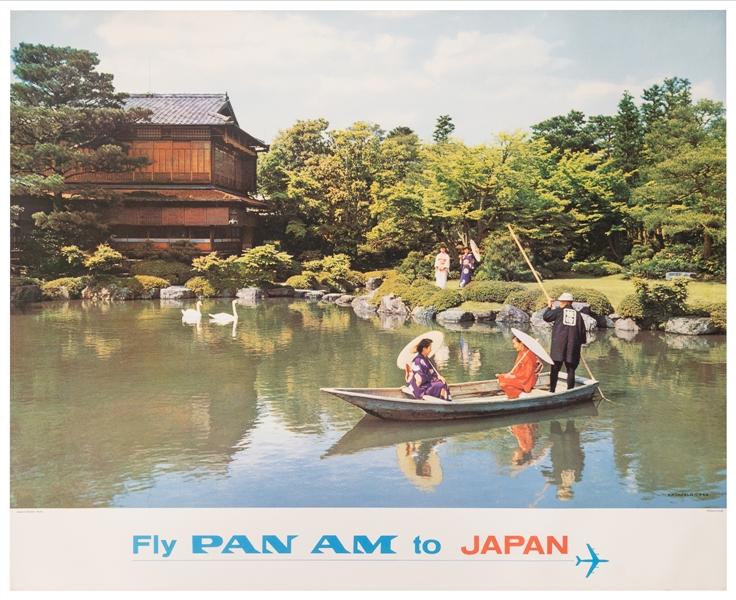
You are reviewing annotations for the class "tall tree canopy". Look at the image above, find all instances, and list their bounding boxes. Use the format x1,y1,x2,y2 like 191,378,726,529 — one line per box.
257,76,725,277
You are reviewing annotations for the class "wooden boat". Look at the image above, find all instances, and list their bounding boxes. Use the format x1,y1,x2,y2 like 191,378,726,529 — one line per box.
320,373,599,421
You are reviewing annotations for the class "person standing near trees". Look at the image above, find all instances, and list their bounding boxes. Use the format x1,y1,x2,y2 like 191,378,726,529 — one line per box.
543,293,587,392
434,246,450,289
458,246,475,288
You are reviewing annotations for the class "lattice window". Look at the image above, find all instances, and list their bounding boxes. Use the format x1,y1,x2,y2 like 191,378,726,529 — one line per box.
167,127,209,139
137,127,161,139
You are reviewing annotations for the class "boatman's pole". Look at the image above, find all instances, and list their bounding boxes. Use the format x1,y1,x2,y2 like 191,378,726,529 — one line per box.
506,224,612,405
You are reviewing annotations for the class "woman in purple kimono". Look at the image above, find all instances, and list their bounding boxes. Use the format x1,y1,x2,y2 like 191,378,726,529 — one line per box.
407,338,452,401
458,247,475,288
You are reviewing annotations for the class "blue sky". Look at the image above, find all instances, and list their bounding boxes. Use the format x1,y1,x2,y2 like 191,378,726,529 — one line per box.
8,5,728,145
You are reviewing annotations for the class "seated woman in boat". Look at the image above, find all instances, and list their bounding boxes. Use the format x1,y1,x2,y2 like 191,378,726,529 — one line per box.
496,337,543,399
406,338,452,402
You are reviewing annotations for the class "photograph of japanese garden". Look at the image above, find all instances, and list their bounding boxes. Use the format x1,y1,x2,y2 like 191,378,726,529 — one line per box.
9,9,726,509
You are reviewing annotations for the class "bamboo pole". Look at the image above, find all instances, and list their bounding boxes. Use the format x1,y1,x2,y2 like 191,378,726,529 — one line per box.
506,224,612,404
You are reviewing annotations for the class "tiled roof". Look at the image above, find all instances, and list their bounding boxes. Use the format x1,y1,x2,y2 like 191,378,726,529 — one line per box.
125,94,239,126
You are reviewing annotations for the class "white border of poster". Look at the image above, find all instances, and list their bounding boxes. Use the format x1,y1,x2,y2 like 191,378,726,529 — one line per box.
2,1,733,596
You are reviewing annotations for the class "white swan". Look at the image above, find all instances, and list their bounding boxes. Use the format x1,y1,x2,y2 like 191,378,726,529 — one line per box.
209,299,239,324
181,300,202,323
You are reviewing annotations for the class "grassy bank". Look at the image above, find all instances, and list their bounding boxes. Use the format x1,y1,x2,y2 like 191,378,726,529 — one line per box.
452,274,725,314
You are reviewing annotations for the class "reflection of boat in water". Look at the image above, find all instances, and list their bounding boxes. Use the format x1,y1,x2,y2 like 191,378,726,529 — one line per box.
321,373,599,421
322,401,597,458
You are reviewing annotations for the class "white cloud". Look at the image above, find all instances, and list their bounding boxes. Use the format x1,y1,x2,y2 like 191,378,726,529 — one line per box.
691,79,719,103
424,29,572,77
10,10,725,145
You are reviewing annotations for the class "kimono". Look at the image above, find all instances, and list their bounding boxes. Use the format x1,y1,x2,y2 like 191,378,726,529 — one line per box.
408,353,451,401
434,251,450,289
458,251,475,288
543,304,588,392
497,347,542,399
542,305,587,367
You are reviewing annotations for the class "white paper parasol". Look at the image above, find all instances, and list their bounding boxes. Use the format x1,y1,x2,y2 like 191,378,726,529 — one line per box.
396,331,445,369
469,239,481,261
510,328,553,364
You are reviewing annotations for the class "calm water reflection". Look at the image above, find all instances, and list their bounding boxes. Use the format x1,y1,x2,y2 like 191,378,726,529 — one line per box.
10,297,726,508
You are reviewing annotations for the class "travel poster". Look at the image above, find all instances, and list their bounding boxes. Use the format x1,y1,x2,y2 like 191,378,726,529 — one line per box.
5,2,729,592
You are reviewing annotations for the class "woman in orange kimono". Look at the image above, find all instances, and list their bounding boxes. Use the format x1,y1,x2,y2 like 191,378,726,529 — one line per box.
496,337,542,399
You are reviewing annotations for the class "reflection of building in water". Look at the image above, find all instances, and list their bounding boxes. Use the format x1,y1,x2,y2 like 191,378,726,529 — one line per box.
396,440,444,492
542,420,585,501
458,335,483,374
511,424,540,466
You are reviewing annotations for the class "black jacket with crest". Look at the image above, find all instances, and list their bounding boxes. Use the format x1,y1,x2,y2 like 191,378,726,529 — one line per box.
542,305,587,366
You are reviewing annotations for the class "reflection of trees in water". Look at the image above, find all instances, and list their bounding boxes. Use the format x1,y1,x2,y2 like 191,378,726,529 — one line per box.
600,332,726,498
10,301,261,508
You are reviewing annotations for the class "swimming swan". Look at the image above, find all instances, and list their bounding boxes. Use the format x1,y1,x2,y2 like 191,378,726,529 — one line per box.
181,300,203,323
209,300,239,324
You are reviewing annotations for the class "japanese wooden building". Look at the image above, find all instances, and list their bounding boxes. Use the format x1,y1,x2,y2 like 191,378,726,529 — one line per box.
67,93,270,254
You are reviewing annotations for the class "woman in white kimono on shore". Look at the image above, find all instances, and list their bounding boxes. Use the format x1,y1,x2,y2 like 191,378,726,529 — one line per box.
434,246,450,289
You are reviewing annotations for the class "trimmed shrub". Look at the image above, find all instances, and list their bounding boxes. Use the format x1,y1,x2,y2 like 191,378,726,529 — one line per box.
346,270,366,287
427,289,464,312
618,279,691,321
367,279,435,310
41,277,88,300
84,244,124,274
533,285,614,316
133,275,170,291
85,275,143,294
184,276,218,298
504,289,540,313
237,244,294,285
707,302,726,331
632,278,689,319
618,294,645,319
571,261,623,276
130,260,192,285
545,259,571,273
401,280,439,308
463,281,523,303
285,273,319,289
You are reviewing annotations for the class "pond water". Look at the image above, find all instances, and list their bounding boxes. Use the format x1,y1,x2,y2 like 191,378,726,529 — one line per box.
10,297,726,509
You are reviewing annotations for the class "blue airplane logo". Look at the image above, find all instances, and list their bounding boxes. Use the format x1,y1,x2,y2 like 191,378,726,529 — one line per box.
576,544,609,578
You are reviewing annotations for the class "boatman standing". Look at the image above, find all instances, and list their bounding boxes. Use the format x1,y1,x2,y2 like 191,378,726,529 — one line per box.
543,292,587,393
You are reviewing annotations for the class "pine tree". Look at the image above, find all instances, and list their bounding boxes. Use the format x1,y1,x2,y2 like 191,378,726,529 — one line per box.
10,43,152,211
432,115,455,143
612,90,643,183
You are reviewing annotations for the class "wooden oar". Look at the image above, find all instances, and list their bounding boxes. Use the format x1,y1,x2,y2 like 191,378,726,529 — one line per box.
506,224,612,405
